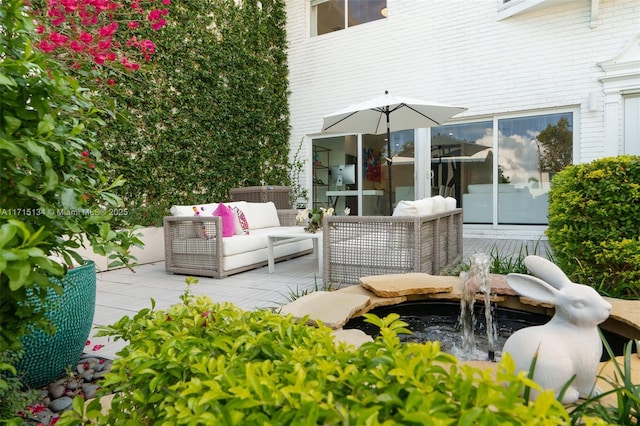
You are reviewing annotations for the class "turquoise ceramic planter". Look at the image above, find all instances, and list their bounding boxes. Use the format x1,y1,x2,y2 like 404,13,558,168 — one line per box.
17,261,96,388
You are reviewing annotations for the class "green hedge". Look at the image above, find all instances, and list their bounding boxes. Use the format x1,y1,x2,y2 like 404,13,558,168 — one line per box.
58,288,576,425
547,155,640,298
100,0,291,227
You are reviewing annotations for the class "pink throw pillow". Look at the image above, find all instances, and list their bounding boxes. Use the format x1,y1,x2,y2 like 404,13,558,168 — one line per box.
213,204,235,237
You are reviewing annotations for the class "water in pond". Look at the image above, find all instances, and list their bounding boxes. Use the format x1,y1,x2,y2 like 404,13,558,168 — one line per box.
343,300,629,362
344,301,548,362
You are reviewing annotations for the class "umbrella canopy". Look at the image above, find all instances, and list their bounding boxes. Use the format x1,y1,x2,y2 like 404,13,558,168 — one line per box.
321,91,467,214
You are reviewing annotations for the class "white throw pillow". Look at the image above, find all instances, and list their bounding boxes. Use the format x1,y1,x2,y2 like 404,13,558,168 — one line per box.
414,198,434,216
431,195,447,214
393,200,418,216
445,197,457,211
242,202,280,229
170,203,219,217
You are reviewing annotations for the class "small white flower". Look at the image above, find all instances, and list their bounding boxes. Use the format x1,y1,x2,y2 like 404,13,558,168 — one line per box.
326,207,334,216
296,209,308,224
344,207,351,216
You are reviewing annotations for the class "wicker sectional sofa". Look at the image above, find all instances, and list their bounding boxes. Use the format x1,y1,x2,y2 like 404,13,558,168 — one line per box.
322,207,463,285
164,201,313,278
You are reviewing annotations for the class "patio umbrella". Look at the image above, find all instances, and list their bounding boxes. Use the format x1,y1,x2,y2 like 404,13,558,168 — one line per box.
321,91,467,215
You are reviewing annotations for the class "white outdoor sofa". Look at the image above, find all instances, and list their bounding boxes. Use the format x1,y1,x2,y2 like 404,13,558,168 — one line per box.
164,201,313,278
323,196,463,285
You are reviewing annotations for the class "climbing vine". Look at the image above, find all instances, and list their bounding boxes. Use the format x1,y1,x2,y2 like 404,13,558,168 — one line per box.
101,0,291,226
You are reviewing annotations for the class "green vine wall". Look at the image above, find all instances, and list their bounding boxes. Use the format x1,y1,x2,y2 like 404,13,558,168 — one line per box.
101,0,291,226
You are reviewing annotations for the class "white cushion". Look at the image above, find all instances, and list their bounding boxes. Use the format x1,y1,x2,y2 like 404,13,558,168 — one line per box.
445,197,457,211
414,198,434,216
393,200,418,216
170,203,219,217
431,195,447,214
242,202,280,230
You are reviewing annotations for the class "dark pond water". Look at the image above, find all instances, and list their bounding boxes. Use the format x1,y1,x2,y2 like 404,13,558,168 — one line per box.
343,301,629,361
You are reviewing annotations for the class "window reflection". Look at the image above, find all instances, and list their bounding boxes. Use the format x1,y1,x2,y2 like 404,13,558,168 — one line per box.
497,113,572,225
431,122,493,222
432,113,573,226
312,0,386,37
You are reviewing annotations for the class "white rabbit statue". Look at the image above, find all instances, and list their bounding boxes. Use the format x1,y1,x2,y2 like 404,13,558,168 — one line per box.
502,255,612,404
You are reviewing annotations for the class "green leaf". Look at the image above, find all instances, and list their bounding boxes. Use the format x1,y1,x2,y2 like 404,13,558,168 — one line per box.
2,113,21,135
0,73,17,87
36,113,56,135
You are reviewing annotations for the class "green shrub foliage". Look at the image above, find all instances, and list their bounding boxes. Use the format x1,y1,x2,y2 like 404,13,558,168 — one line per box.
58,287,577,425
100,0,291,226
547,155,640,298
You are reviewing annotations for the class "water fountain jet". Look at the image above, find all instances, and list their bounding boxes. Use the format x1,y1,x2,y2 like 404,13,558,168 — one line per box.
460,253,496,361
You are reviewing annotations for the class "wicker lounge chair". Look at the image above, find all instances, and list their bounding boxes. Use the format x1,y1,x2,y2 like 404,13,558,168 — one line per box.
322,209,463,285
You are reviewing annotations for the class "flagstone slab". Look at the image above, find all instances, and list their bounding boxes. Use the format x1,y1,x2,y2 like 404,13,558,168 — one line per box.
606,297,640,333
359,273,458,297
332,328,374,348
279,291,370,329
334,285,407,318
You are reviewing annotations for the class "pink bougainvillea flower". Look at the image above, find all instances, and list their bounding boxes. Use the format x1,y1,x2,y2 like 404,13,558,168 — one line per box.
79,32,93,43
162,0,171,4
122,58,140,71
36,25,46,34
38,40,56,53
93,53,107,64
98,39,112,50
127,21,140,29
98,22,119,37
60,0,80,12
69,40,84,52
107,78,116,86
49,32,69,45
150,19,166,31
106,52,117,61
81,150,89,157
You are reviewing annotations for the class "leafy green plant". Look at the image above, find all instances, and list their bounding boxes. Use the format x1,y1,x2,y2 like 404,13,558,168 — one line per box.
0,0,143,358
568,337,640,425
96,0,292,227
289,137,309,209
0,351,38,424
547,155,640,299
445,240,554,276
280,275,333,304
57,282,580,425
1,1,147,410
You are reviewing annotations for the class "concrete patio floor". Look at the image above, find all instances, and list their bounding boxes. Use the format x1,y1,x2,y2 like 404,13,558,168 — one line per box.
85,238,551,359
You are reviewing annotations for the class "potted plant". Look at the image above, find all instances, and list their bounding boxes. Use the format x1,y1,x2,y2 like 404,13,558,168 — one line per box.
0,0,165,393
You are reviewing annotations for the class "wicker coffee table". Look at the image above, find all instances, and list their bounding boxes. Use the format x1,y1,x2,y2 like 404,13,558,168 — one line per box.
267,230,322,275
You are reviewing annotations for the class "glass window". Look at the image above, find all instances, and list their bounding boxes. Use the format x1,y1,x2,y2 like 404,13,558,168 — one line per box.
312,0,386,37
431,122,494,223
497,112,573,225
624,95,640,155
363,129,414,215
432,112,573,226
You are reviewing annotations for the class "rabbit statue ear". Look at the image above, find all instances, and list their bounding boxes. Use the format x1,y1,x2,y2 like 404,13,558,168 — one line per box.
524,255,573,290
506,273,559,305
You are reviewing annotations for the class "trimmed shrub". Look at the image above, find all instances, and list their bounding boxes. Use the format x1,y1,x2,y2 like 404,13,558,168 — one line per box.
57,288,578,425
547,155,640,299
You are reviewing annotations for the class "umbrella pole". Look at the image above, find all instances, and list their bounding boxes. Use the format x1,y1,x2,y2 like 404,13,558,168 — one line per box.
386,108,393,215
